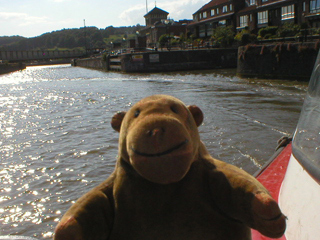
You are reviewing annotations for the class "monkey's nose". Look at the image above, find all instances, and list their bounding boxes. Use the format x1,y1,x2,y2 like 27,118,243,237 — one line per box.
148,127,165,137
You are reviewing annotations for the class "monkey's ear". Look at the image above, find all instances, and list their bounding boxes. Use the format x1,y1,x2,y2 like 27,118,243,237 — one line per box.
111,111,126,132
187,105,203,127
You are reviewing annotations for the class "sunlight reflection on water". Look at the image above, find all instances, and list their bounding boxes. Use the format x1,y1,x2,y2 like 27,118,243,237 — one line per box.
0,64,308,239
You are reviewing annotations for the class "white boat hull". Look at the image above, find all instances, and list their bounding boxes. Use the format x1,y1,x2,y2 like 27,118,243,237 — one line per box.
279,155,320,240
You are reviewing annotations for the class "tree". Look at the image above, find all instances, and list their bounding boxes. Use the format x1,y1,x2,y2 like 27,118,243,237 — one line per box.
159,34,170,48
212,26,235,47
91,31,103,43
65,35,76,48
235,29,257,45
105,26,115,36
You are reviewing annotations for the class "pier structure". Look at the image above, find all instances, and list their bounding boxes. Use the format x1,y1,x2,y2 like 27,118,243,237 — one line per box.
0,50,85,62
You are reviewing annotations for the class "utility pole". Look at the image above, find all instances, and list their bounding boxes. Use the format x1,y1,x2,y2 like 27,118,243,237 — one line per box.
84,19,87,55
146,0,148,13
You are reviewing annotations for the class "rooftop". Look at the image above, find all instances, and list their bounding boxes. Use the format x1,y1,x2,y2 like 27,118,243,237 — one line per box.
194,0,231,14
144,7,169,18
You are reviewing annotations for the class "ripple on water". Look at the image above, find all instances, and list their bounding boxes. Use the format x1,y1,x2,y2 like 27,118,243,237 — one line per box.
0,65,307,238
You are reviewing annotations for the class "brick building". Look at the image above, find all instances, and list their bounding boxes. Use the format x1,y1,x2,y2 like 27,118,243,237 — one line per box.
139,7,190,47
237,0,299,33
188,0,245,37
189,0,320,38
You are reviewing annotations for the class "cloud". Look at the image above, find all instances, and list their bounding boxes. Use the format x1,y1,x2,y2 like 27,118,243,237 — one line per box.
160,0,208,19
119,4,146,26
0,11,79,37
0,12,48,26
119,0,208,25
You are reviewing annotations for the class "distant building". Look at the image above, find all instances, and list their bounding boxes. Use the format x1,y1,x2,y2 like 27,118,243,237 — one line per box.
144,7,169,26
138,7,191,48
189,0,320,38
188,0,245,38
236,0,320,32
304,0,320,28
237,0,299,33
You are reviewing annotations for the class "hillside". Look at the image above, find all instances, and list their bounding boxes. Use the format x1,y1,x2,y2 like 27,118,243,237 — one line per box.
0,25,144,51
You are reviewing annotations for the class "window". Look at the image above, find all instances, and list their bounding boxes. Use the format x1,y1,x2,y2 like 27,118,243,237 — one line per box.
223,5,228,13
217,8,219,14
199,25,206,37
262,0,268,2
282,5,295,20
250,0,256,6
240,15,248,28
303,1,306,11
211,9,215,16
310,0,320,13
230,4,233,11
258,10,268,24
219,20,226,25
203,11,207,18
206,23,213,36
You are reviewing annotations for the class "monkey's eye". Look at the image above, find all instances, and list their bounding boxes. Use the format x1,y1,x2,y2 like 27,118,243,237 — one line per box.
134,109,140,118
170,105,179,114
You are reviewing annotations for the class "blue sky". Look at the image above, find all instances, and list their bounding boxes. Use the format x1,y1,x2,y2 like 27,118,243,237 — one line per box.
0,0,208,38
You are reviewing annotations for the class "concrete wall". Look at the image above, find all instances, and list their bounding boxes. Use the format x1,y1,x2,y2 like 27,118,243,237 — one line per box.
75,56,108,70
75,49,238,73
121,49,238,72
237,42,319,80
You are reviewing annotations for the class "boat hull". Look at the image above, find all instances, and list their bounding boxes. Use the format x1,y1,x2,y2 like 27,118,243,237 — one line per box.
251,143,292,240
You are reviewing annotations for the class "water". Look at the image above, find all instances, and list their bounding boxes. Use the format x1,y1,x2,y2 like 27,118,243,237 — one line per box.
0,64,308,239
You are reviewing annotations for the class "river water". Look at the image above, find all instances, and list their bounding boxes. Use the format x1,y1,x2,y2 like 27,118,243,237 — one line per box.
0,64,308,239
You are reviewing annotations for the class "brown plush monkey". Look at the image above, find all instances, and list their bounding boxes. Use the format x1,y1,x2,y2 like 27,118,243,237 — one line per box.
54,95,286,240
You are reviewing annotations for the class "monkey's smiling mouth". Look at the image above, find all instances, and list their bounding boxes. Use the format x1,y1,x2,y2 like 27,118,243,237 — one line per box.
131,139,189,157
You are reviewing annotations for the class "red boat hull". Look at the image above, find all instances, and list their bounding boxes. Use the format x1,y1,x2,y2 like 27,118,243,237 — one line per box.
251,143,292,240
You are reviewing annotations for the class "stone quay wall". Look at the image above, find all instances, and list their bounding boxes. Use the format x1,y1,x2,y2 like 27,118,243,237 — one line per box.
237,42,319,81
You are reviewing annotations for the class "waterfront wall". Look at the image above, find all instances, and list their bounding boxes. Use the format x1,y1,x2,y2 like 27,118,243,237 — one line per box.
74,56,108,69
0,63,26,75
74,45,318,80
237,42,319,80
74,49,238,73
120,49,237,72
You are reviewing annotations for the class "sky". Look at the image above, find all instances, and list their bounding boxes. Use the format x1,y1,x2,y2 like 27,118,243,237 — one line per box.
0,0,209,38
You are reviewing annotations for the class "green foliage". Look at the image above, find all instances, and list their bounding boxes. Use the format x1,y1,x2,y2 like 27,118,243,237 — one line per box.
179,33,187,42
104,33,135,44
314,28,320,35
171,38,180,46
235,29,257,45
0,25,144,51
159,34,170,47
258,26,278,39
242,33,257,44
102,53,108,61
234,29,250,41
212,26,235,47
0,36,25,46
264,33,273,39
277,23,300,38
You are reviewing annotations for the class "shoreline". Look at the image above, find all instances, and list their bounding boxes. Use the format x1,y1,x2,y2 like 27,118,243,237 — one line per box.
0,63,26,75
